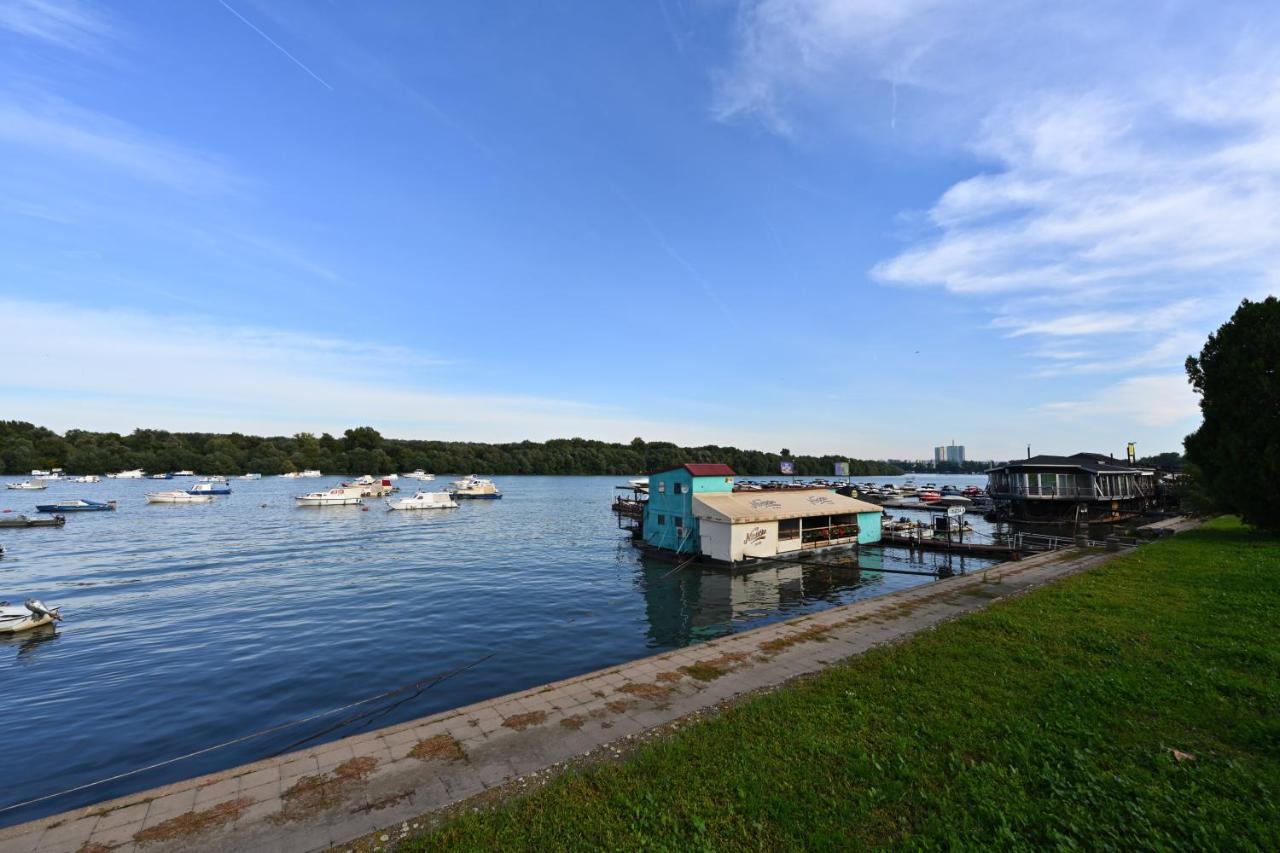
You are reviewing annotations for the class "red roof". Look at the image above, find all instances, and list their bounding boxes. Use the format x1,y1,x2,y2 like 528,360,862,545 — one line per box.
648,463,736,477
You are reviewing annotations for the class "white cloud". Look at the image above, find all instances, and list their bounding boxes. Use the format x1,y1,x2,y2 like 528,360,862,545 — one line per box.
0,300,756,445
0,93,241,195
716,0,1277,433
1038,374,1199,428
0,0,112,51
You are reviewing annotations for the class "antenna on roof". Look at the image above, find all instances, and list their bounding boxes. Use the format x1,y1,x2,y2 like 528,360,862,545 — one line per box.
1026,444,1031,459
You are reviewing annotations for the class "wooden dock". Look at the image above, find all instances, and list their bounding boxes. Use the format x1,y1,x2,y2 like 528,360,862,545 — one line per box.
875,530,1018,557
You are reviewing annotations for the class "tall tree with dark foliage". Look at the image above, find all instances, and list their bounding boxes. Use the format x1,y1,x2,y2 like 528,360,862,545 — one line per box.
1184,297,1280,531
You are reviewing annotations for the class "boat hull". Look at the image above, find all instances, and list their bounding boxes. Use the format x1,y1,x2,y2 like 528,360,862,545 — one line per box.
452,492,502,499
295,498,363,506
35,502,116,512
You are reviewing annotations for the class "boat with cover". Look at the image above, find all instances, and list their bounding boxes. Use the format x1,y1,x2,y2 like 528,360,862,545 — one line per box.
403,470,435,481
0,514,66,528
296,488,364,506
450,475,502,499
187,478,231,496
0,599,61,634
148,473,173,480
35,499,116,512
240,473,262,480
107,469,145,479
70,475,101,484
386,490,458,511
6,480,47,490
146,490,213,504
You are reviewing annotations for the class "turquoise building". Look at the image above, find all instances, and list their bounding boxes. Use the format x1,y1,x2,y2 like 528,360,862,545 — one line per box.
642,463,736,554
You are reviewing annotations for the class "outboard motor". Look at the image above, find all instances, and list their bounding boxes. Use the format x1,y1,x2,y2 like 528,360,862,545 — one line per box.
24,599,61,621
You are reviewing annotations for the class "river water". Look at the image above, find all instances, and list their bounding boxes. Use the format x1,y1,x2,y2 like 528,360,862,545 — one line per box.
0,473,991,827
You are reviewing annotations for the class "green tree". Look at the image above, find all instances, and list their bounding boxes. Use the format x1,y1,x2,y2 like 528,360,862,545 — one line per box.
1184,296,1280,530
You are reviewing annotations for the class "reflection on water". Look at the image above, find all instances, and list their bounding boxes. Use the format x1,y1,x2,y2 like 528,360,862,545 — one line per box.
0,623,59,665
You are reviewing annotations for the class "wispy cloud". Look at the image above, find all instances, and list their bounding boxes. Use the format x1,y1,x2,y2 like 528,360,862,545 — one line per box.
1037,374,1199,428
0,300,716,444
0,0,112,51
716,0,1275,433
0,92,242,194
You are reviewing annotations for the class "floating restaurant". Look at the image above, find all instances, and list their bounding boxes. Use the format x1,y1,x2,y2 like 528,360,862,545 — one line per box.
641,464,882,565
986,452,1159,523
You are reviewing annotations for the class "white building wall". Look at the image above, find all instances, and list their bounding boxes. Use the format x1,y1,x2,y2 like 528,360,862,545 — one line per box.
699,520,734,562
731,520,779,561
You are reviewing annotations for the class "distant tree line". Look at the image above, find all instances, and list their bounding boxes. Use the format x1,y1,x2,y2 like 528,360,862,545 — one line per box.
0,422,903,478
888,459,1001,474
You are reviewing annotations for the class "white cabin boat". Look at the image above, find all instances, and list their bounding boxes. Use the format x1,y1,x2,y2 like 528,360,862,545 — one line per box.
0,599,61,634
278,472,300,478
145,490,214,504
299,470,323,478
386,490,458,511
240,473,262,480
70,475,101,484
450,475,502,499
173,470,196,477
108,469,145,479
402,470,436,481
296,489,363,506
6,480,47,490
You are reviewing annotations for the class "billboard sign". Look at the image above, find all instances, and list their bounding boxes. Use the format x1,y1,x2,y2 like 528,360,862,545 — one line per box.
780,460,795,475
947,505,965,518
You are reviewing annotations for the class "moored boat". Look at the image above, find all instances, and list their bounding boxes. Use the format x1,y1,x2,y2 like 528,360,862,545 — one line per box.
450,475,502,499
0,599,61,634
187,478,231,496
145,490,214,504
6,480,47,490
402,469,436,481
239,473,262,480
296,489,363,506
148,473,173,480
0,514,65,528
35,499,117,513
299,469,323,478
69,475,101,484
386,490,458,511
107,469,145,479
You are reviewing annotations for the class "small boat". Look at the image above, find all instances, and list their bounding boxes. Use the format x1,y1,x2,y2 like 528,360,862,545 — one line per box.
0,599,61,634
403,469,435,481
299,470,323,478
69,475,101,484
146,490,214,504
187,479,231,496
107,469,145,479
148,473,173,480
239,473,262,480
172,470,196,477
386,490,458,511
6,480,47,490
0,514,65,528
961,485,983,497
936,494,972,507
918,490,942,502
450,475,502,499
940,484,961,496
278,472,300,479
296,489,363,506
35,499,116,513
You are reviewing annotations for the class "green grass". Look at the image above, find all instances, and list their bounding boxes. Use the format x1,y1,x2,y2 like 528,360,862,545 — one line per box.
407,518,1280,850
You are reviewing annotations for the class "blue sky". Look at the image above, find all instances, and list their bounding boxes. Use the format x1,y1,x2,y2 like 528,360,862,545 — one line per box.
1,0,1275,460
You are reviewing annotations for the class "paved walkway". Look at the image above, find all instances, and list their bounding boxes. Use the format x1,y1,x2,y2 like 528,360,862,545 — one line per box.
0,546,1126,853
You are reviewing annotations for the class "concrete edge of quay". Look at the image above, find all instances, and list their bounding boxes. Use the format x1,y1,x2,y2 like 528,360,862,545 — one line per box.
1,533,1180,853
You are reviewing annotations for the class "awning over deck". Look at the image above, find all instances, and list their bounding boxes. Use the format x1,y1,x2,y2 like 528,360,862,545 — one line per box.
693,490,880,524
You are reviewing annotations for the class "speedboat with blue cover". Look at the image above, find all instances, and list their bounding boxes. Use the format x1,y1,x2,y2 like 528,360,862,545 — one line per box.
35,499,117,512
187,478,231,496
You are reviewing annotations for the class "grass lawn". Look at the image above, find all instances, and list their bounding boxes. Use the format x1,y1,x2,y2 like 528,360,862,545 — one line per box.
407,518,1279,850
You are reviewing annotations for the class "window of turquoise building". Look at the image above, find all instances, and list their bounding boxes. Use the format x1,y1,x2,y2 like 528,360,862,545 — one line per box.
673,483,684,494
657,514,666,524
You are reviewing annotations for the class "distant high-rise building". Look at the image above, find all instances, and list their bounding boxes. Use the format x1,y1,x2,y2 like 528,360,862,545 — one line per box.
933,446,946,465
934,443,966,465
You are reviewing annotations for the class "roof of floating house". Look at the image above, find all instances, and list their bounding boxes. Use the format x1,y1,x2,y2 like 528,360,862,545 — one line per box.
692,490,880,524
646,463,737,477
987,453,1151,475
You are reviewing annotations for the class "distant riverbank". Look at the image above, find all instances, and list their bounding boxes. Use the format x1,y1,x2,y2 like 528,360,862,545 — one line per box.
0,422,904,478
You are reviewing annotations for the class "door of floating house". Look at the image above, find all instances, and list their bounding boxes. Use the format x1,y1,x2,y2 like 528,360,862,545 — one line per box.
642,464,735,555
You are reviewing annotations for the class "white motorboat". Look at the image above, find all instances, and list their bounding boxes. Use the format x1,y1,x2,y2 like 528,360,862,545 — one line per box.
403,470,436,481
386,490,458,511
278,472,300,478
6,479,47,490
32,468,64,480
107,469,145,479
450,475,502,499
299,469,323,478
0,599,61,634
173,470,196,477
296,488,363,506
145,490,214,503
240,473,262,480
70,475,101,484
